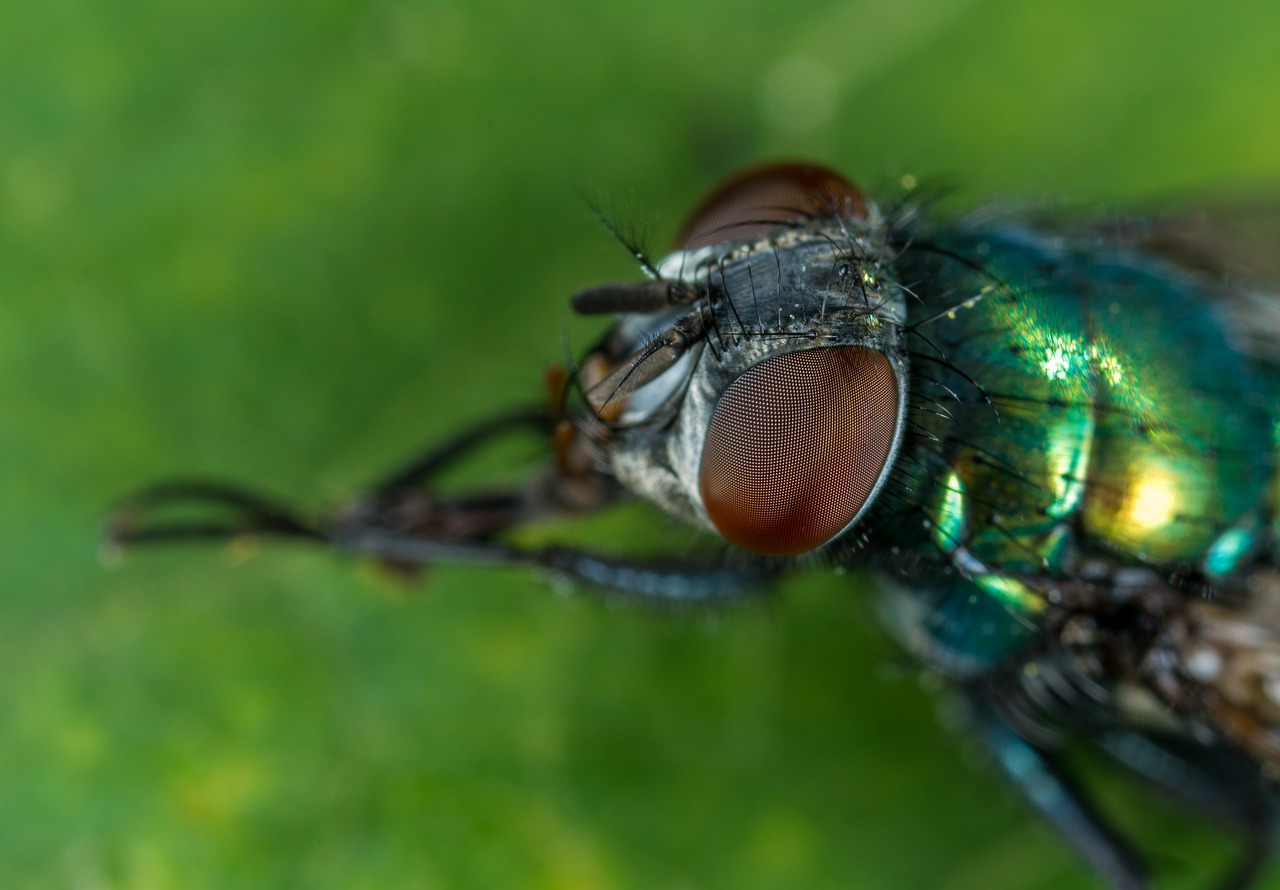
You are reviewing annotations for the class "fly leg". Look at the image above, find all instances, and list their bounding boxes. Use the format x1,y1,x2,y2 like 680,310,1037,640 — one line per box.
1096,729,1275,890
364,406,555,498
329,404,778,603
103,479,327,547
104,405,558,553
964,688,1150,890
329,405,573,570
106,405,777,605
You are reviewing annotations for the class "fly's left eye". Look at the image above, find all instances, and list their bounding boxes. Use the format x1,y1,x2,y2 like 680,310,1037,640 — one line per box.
699,347,898,557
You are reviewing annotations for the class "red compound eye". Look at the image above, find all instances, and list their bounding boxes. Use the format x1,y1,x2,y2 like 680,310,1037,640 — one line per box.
699,347,898,557
675,162,867,251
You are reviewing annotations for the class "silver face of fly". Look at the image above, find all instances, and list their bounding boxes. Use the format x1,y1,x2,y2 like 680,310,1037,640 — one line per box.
107,162,1280,890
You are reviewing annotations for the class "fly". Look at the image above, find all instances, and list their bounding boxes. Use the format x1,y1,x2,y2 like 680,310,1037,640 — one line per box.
107,162,1280,890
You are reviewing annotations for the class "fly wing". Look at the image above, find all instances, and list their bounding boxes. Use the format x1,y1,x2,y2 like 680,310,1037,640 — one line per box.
1089,200,1280,364
1108,202,1280,280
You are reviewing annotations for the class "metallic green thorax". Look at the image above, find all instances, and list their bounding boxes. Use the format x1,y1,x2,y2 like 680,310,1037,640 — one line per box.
881,224,1275,670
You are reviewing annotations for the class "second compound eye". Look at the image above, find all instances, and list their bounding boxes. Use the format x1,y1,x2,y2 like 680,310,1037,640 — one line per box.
675,162,867,251
698,346,899,557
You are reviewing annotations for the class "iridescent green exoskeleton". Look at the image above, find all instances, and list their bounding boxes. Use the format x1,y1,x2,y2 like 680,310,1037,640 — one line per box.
108,163,1280,889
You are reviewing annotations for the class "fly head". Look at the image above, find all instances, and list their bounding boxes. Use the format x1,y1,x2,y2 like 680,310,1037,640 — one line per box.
571,163,912,559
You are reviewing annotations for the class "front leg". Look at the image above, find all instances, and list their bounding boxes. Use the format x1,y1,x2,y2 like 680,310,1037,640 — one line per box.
106,404,778,605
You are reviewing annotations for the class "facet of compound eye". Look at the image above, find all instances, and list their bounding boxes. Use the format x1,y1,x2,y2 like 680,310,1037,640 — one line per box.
699,346,898,557
674,162,867,251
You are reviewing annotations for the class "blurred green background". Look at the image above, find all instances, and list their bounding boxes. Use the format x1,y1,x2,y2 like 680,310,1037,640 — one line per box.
4,0,1280,887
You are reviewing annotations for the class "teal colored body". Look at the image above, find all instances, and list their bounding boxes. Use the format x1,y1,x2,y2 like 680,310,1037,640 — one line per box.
885,225,1277,670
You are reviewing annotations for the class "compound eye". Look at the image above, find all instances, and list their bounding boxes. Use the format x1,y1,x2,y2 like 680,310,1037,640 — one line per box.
699,347,898,557
675,162,867,250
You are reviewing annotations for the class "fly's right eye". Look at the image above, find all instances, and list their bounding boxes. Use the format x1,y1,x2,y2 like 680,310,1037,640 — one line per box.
698,346,899,557
675,161,867,250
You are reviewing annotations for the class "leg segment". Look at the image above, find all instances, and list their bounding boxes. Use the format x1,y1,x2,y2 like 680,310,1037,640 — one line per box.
106,405,777,605
1097,729,1275,890
965,688,1150,890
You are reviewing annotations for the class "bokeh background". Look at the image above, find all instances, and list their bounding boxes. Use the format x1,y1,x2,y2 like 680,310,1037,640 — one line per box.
5,0,1280,887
